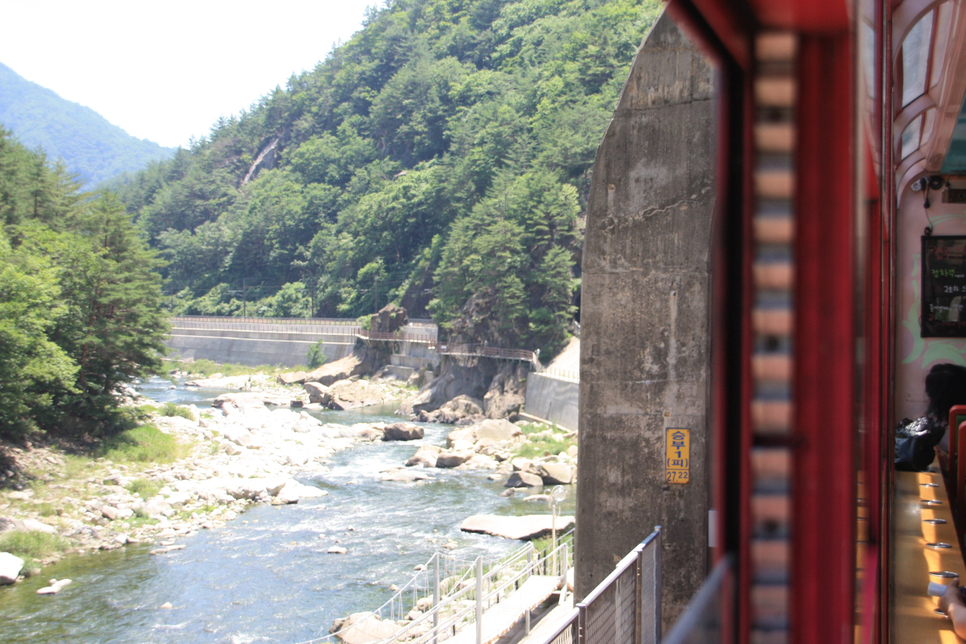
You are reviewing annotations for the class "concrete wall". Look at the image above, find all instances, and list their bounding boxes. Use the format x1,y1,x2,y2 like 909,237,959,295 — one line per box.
165,329,355,367
524,374,580,430
165,321,440,369
575,9,714,630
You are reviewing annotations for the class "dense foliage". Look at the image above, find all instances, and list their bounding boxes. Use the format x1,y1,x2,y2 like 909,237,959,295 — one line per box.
0,62,175,187
0,128,169,438
116,0,662,356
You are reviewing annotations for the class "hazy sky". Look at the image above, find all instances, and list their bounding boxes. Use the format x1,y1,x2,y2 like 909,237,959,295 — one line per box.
0,0,376,148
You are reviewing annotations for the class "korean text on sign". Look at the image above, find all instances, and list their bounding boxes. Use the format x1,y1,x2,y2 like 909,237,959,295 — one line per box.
665,428,690,484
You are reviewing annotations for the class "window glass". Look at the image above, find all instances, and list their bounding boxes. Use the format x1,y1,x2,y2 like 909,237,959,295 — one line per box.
902,10,934,106
901,115,923,158
931,2,951,88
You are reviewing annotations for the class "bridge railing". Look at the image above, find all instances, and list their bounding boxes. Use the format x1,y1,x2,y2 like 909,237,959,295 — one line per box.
295,530,575,644
537,527,662,644
541,368,580,383
436,344,535,362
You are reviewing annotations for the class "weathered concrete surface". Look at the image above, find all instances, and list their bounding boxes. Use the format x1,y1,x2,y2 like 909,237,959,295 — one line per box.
524,373,579,430
575,10,714,630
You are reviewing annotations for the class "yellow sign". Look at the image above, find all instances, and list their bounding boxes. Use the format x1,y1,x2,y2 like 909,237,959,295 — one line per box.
665,428,690,484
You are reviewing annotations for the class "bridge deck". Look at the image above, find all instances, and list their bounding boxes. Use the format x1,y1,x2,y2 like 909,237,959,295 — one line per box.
449,575,560,644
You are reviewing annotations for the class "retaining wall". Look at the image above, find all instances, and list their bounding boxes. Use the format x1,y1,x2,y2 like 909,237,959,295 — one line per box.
523,373,580,431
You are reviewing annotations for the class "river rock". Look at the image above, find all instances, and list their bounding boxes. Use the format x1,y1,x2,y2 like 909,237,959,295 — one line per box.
435,450,474,469
21,518,57,534
382,423,424,441
212,392,268,410
304,382,333,405
305,346,381,388
0,552,24,585
328,545,348,554
334,612,398,644
460,514,575,540
504,472,543,488
441,395,484,417
475,418,523,443
101,506,119,520
279,371,308,385
381,469,435,482
223,427,254,448
446,427,477,448
539,463,575,485
36,578,72,595
406,445,441,468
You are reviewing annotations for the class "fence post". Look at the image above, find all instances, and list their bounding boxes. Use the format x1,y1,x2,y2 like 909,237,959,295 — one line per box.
476,556,484,644
433,552,440,644
635,544,643,644
655,527,663,644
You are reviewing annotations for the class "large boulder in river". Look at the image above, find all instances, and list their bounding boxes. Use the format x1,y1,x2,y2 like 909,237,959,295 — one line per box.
435,450,474,468
505,472,544,488
303,382,333,405
483,363,529,421
305,346,382,387
397,362,496,416
407,445,442,468
382,423,424,441
278,371,308,385
441,395,484,417
539,463,575,485
460,514,575,540
0,552,24,585
475,418,523,443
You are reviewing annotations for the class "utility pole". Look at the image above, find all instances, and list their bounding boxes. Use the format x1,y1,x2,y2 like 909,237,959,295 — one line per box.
373,275,379,313
242,278,248,317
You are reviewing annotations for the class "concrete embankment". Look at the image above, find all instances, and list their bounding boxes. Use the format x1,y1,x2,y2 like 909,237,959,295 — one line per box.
523,373,579,431
165,317,438,369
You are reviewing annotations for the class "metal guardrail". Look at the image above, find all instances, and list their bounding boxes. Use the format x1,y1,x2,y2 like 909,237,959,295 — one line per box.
436,344,535,362
294,531,574,644
538,527,662,644
661,557,732,644
540,368,579,383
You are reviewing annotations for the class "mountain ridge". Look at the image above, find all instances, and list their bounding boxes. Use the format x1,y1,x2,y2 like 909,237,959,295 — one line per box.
0,61,175,186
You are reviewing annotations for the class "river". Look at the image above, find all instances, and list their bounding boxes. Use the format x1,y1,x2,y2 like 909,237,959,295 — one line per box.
1,378,575,644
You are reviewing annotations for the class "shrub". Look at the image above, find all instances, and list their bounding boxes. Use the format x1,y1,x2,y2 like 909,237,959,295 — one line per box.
307,340,327,370
125,478,162,500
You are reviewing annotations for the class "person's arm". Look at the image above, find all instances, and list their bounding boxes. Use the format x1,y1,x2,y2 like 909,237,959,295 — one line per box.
940,584,966,639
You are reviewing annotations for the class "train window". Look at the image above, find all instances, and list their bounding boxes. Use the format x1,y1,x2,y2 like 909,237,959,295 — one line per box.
931,2,953,88
901,9,934,107
900,115,923,159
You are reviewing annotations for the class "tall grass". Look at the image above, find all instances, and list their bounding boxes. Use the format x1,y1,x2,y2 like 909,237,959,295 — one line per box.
160,402,195,420
0,530,69,560
97,425,190,463
126,478,163,500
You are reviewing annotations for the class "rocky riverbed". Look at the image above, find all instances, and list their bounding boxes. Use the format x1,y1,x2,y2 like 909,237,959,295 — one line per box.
0,370,577,593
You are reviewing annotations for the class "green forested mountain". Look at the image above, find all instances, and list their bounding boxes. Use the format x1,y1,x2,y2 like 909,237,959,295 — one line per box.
0,62,175,187
0,128,169,437
117,0,661,357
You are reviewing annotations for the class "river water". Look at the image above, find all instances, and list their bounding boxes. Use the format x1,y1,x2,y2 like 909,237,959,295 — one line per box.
1,378,575,644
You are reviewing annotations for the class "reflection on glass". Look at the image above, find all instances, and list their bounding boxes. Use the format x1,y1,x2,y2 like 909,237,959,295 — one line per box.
901,116,923,158
931,2,952,88
922,108,936,146
862,21,876,99
902,10,934,107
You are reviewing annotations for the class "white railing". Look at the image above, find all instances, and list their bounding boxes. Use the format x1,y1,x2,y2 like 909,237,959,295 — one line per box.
294,531,574,644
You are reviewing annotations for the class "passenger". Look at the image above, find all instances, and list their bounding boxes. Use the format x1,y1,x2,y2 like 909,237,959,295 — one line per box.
939,583,966,638
895,363,966,471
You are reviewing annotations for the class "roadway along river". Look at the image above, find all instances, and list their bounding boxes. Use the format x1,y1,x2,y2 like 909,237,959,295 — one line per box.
1,378,574,644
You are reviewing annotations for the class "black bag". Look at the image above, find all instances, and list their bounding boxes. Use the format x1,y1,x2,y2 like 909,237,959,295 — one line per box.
895,416,945,471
